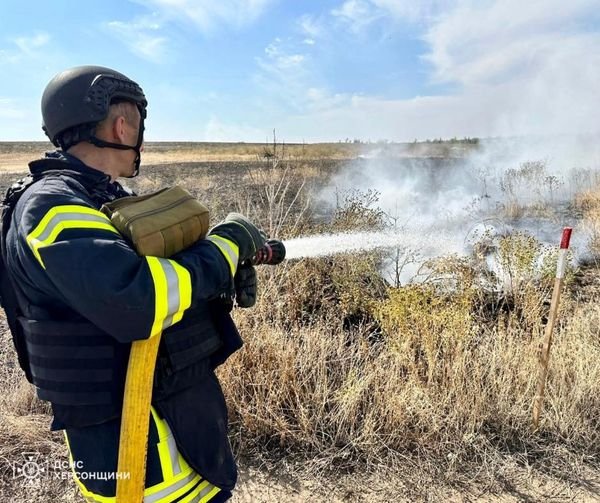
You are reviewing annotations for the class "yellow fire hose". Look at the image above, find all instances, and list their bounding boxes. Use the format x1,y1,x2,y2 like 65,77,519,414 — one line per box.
100,187,210,502
115,334,162,502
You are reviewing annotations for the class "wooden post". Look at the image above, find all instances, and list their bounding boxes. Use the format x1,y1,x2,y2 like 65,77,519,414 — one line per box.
532,227,572,430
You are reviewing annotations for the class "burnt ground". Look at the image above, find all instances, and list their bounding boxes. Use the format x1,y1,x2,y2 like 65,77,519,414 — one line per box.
0,158,344,197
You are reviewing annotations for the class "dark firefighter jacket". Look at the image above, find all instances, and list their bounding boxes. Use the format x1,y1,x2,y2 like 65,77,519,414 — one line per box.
3,151,242,491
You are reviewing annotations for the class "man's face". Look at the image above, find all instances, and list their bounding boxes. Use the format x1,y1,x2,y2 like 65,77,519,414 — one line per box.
119,103,144,177
93,101,145,179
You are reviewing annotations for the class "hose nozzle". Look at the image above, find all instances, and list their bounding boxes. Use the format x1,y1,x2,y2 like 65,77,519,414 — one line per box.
250,239,286,266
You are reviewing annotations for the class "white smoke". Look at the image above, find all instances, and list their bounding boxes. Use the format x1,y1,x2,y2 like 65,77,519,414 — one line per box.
289,136,599,284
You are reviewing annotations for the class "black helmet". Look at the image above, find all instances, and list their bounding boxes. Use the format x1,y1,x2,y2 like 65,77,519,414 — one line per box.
41,65,147,175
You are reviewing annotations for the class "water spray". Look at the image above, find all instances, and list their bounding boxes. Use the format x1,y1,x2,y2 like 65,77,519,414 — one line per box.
251,233,420,265
279,229,464,261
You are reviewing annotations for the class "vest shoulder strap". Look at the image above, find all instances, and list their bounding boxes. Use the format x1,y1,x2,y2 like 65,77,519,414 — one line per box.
0,174,39,382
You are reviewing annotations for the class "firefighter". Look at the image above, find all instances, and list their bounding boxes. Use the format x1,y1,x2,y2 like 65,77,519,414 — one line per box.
1,65,264,502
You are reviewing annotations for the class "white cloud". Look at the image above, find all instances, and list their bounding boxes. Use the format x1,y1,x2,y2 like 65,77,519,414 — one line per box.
370,0,454,22
423,0,597,85
135,0,274,33
0,32,51,64
106,17,169,63
298,14,323,38
255,38,311,111
13,32,50,55
331,0,383,31
0,50,20,65
329,0,449,31
418,0,600,138
262,39,306,72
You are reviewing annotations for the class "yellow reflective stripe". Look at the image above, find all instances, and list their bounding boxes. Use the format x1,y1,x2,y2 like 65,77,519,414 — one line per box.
65,428,203,503
157,441,174,482
151,406,173,482
171,260,192,325
147,257,168,338
177,451,191,473
146,257,192,338
151,405,169,440
179,479,221,503
150,406,183,483
28,205,111,240
71,472,203,503
26,205,118,269
199,485,221,503
206,235,239,277
144,473,201,503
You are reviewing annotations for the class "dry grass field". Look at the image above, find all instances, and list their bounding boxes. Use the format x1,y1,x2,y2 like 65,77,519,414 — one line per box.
0,141,599,502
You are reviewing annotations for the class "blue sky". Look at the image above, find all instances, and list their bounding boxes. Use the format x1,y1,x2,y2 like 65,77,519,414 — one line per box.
1,1,599,142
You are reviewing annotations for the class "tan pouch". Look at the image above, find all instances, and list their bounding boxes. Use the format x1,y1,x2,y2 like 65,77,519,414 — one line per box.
101,186,209,257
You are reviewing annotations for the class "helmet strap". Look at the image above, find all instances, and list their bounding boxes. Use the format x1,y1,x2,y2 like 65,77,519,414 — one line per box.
88,115,145,178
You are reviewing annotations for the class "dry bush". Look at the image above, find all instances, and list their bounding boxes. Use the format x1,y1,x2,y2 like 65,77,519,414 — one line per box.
575,188,600,261
236,163,311,238
0,413,78,502
331,189,387,233
573,189,600,213
498,161,562,220
231,149,320,239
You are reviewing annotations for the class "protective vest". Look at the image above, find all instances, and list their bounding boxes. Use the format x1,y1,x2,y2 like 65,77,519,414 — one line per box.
13,308,231,427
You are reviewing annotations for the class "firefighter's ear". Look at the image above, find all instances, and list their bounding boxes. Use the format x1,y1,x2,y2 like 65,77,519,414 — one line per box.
112,115,127,143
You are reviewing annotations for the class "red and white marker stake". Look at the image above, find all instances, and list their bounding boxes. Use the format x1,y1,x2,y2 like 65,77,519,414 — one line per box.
532,227,572,429
556,228,572,280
